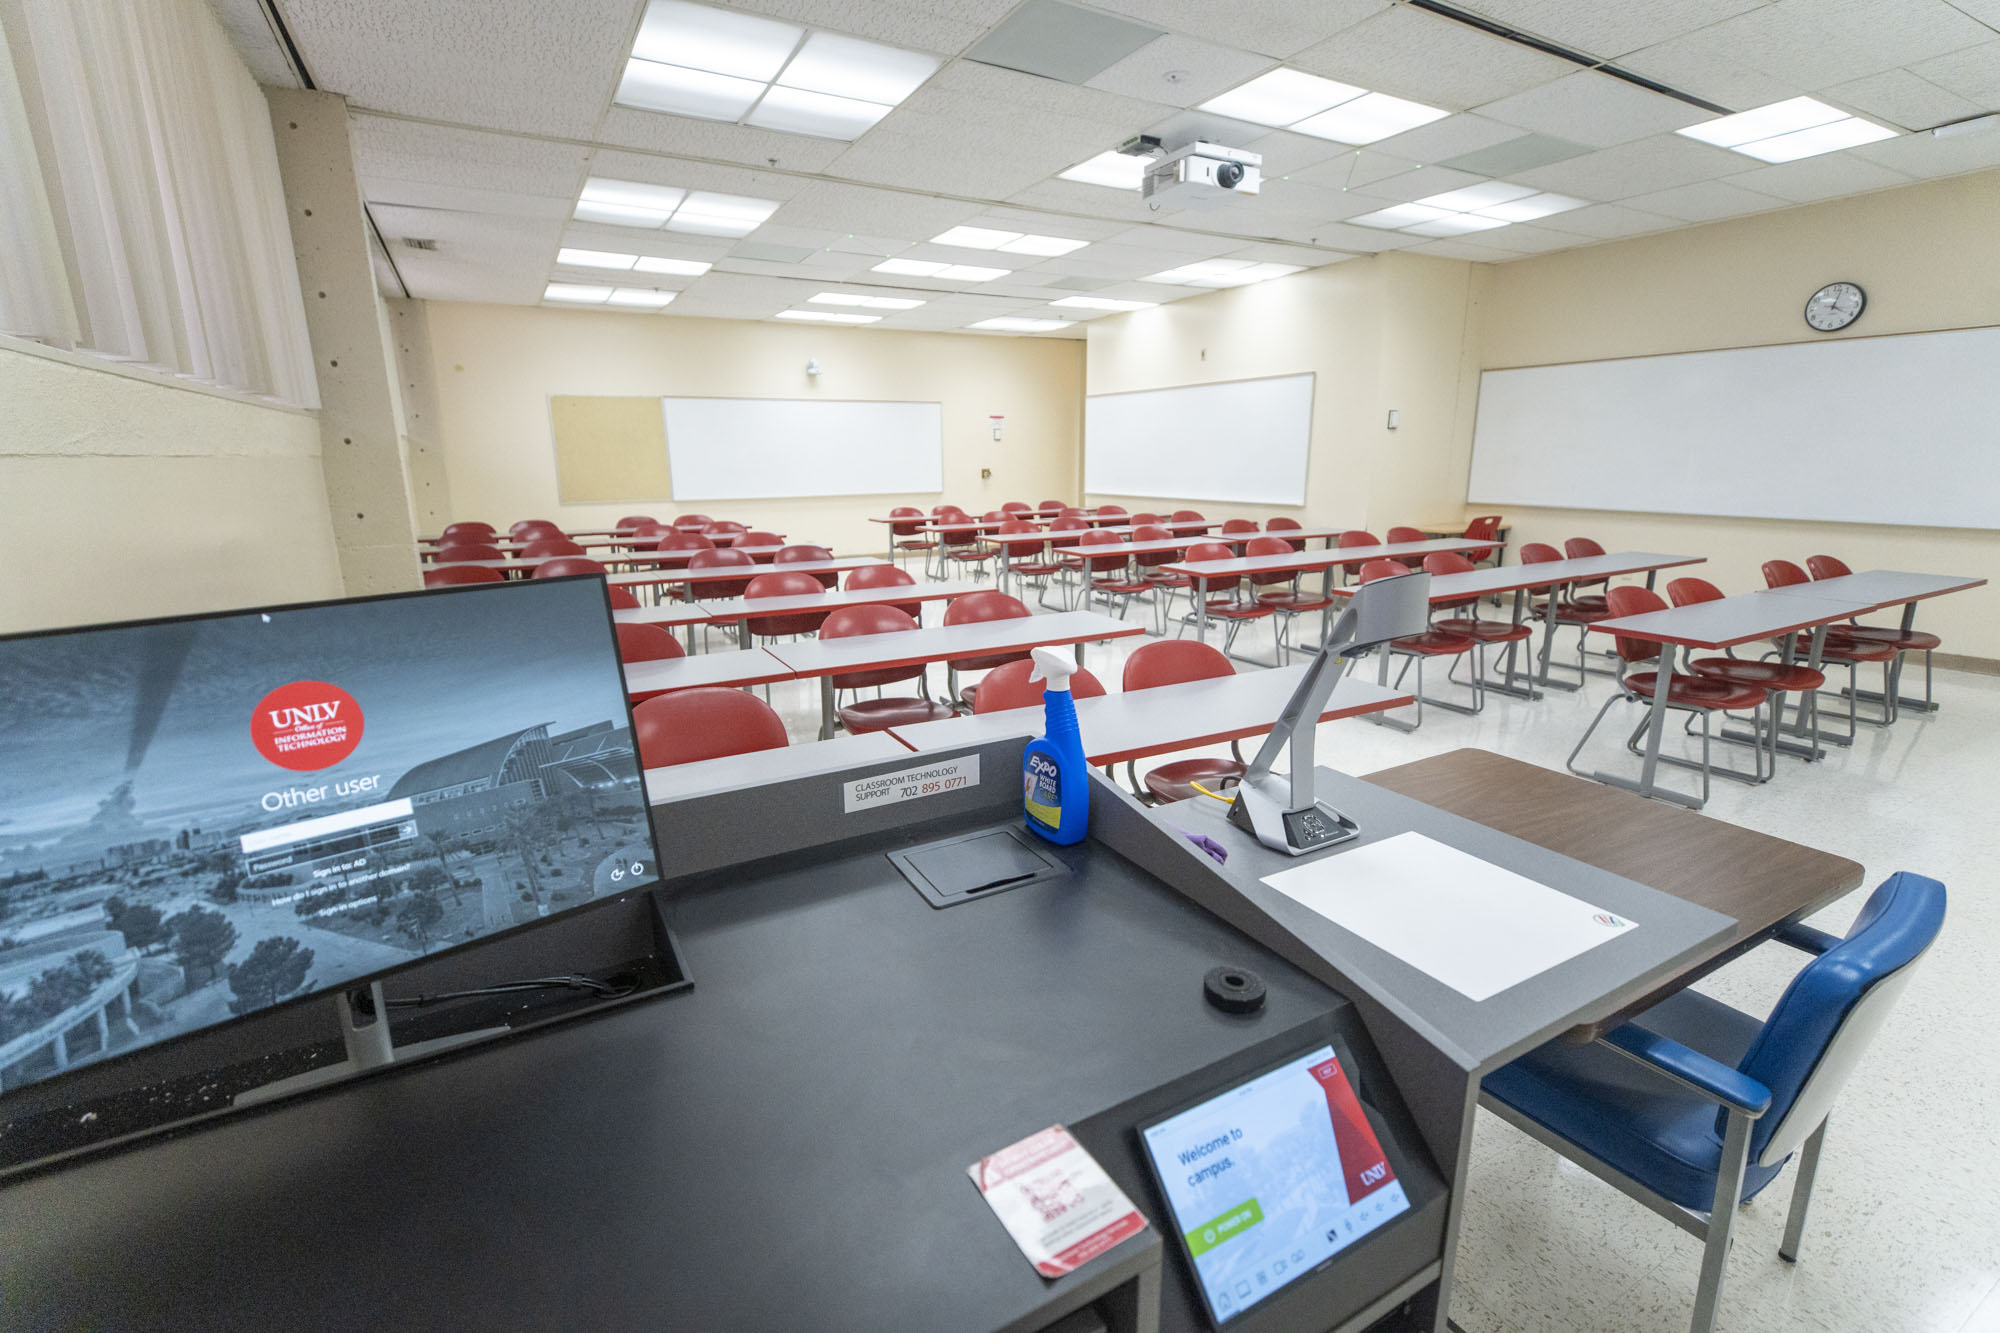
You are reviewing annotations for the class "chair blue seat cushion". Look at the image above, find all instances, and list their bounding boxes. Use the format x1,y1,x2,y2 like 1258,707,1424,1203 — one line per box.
1483,987,1792,1212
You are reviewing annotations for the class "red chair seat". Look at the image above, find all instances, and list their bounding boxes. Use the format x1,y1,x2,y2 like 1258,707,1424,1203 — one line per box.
895,538,937,552
1010,559,1061,576
1689,658,1825,692
1622,671,1768,710
1837,627,1940,651
1436,617,1533,644
1092,576,1152,595
837,697,954,733
1392,629,1476,655
1204,598,1274,621
1146,571,1192,589
1143,758,1246,805
1786,634,1898,662
1258,590,1332,613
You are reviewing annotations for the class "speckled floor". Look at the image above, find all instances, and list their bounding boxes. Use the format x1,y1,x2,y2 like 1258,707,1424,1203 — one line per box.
742,596,1999,1333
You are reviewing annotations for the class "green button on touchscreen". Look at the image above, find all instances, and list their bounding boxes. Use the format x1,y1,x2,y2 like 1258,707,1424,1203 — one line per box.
1186,1198,1264,1257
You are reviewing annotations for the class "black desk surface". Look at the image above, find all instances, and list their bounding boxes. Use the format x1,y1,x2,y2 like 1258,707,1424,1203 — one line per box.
0,811,1377,1332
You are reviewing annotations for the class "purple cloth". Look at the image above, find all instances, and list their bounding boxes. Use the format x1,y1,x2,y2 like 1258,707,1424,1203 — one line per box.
1182,832,1228,864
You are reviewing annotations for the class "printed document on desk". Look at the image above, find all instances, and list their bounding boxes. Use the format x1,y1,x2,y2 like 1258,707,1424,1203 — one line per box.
1261,832,1636,1001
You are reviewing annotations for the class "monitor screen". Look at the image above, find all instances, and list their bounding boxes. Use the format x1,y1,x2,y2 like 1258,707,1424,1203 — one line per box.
0,579,662,1098
1139,1045,1412,1325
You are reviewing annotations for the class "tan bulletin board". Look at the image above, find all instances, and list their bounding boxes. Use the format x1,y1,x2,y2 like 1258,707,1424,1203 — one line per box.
548,395,672,503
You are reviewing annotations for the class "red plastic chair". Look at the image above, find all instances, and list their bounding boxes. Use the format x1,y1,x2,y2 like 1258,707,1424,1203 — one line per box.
617,515,659,530
659,531,715,559
1425,551,1533,694
1668,577,1825,769
633,688,788,767
937,516,996,579
743,570,831,639
1807,554,1941,714
994,518,1057,596
942,591,1032,709
1039,516,1092,607
672,514,713,531
705,521,748,542
1338,530,1380,548
607,586,641,609
739,531,784,552
820,604,953,733
511,520,562,540
1357,560,1478,730
1169,510,1205,523
1525,541,1615,686
424,565,504,588
616,622,685,664
887,506,935,573
1182,540,1274,662
1247,535,1330,661
1264,516,1305,552
1220,518,1260,539
1122,640,1244,804
1037,499,1066,515
1001,501,1033,515
687,547,757,602
1096,504,1127,519
1128,512,1163,526
441,521,496,542
1464,515,1503,567
521,538,586,559
972,659,1107,714
1562,537,1611,611
434,543,503,563
1130,524,1189,632
774,544,837,589
1077,528,1147,615
533,556,609,579
1565,585,1771,802
844,563,922,621
1765,560,1902,733
1386,526,1427,545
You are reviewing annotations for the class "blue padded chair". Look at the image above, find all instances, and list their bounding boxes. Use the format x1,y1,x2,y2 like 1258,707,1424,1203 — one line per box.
1480,871,1945,1333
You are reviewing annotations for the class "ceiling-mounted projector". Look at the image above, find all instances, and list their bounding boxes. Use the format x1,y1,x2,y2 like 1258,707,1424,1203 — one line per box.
1142,142,1262,209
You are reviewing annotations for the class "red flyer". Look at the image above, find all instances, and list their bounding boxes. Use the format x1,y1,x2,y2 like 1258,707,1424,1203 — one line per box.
969,1125,1150,1278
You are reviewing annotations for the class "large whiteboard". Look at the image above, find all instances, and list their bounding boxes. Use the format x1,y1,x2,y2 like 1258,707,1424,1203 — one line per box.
1468,326,2000,529
662,397,942,500
1086,373,1314,505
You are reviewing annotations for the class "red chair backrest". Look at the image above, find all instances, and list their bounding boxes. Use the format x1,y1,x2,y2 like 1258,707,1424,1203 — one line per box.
1339,530,1380,548
973,660,1108,713
607,586,640,609
661,531,715,554
1129,512,1163,525
1668,577,1724,606
1520,543,1563,563
1605,584,1667,663
1564,537,1605,559
1078,527,1128,572
776,544,837,587
1424,552,1476,575
1131,525,1177,567
1386,526,1426,544
441,522,495,541
616,622,685,663
705,521,748,537
1048,516,1090,546
533,556,608,579
1358,560,1411,583
889,505,924,537
982,510,1007,523
744,570,832,635
843,562,920,618
821,603,926,690
424,565,504,587
935,505,969,519
672,514,712,530
511,520,561,539
1097,504,1126,516
1184,541,1239,591
1170,510,1204,522
1244,535,1296,586
688,546,756,598
632,688,788,767
521,539,586,558
1001,501,1033,514
1124,639,1233,691
1038,500,1066,513
1221,518,1260,535
1806,555,1851,579
998,519,1040,534
625,523,671,548
617,515,658,529
1465,515,1502,541
434,544,503,563
1763,559,1810,588
1263,516,1305,552
741,531,783,546
943,591,1030,629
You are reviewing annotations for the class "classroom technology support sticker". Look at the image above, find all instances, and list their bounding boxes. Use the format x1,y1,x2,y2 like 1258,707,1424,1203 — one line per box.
250,680,363,771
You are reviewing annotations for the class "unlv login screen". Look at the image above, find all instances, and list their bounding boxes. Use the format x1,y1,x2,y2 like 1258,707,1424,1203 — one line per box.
1140,1046,1410,1323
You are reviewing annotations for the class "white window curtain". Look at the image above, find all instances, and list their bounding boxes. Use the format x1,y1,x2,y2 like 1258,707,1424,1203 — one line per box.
0,0,319,408
0,14,77,344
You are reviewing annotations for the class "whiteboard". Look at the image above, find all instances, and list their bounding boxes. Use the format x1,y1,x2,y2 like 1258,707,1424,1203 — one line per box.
1086,373,1313,505
1468,326,2000,529
661,397,942,501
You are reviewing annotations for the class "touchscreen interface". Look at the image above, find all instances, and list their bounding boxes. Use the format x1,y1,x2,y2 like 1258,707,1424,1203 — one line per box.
1139,1045,1410,1323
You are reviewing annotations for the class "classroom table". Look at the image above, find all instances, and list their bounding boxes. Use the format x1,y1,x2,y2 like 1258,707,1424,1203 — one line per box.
1363,747,1865,1040
677,580,987,647
763,609,1144,739
1584,588,1879,807
1162,537,1489,641
1762,570,1986,715
643,732,910,803
887,664,1412,767
619,646,795,700
429,549,772,577
609,556,891,593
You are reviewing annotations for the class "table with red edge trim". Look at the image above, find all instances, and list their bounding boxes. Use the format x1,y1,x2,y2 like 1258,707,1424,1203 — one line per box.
608,556,892,597
1585,589,1883,808
885,664,1412,776
618,646,795,702
762,609,1145,740
619,579,988,651
1160,538,1491,642
1762,570,1985,717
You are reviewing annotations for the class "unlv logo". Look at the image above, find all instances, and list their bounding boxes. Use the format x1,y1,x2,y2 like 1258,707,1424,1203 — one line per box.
251,680,363,771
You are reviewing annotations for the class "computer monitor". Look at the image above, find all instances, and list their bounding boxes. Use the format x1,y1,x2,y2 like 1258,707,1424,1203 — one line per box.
0,578,664,1106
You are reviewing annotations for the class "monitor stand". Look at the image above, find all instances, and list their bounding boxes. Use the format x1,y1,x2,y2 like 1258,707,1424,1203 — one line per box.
233,983,508,1108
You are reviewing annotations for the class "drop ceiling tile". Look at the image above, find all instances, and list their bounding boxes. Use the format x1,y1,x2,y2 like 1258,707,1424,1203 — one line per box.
1221,241,1355,266
1910,41,2000,107
962,207,1128,240
1723,154,1915,203
728,241,822,265
1004,179,1162,223
1530,202,1679,238
1084,0,1391,59
1104,225,1248,256
966,0,1164,84
1406,236,1524,261
1346,164,1493,202
1086,35,1277,108
825,234,913,256
722,0,1017,56
1295,221,1427,252
1807,0,2000,71
350,115,591,199
594,107,849,174
1642,0,1989,89
1438,0,1767,60
1850,122,2000,177
559,224,734,262
1826,70,1987,132
1254,177,1405,222
1290,149,1422,189
743,225,848,250
1946,0,2000,21
392,251,548,305
767,180,979,236
1367,113,1536,165
1438,132,1595,177
1475,223,1588,253
1291,5,1575,110
584,150,813,202
1476,71,1714,149
1618,179,1789,221
1510,134,1745,197
1617,36,1804,111
1242,129,1360,177
280,0,636,137
363,179,577,221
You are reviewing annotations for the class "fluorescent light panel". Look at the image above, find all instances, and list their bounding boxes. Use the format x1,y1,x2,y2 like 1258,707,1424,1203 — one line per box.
545,283,675,309
617,0,938,141
1145,260,1303,288
931,225,1089,256
634,255,713,276
607,289,676,308
1058,149,1148,190
809,292,925,309
557,248,638,270
776,308,880,323
1351,186,1586,234
544,283,611,303
871,258,1011,282
969,317,1069,332
1196,67,1446,145
1049,296,1155,311
576,177,778,239
1677,96,1895,161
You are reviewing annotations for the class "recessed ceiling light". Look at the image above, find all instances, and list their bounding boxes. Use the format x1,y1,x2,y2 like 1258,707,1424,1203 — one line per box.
969,317,1069,332
557,248,639,270
617,59,766,121
665,189,781,237
1050,296,1156,311
1417,182,1538,212
776,308,881,323
1146,260,1304,288
1000,234,1087,256
746,85,894,138
633,255,713,276
871,258,1009,282
810,292,926,309
1292,91,1449,144
1474,192,1585,221
1676,96,1895,161
545,283,612,303
575,178,780,237
1401,215,1510,237
775,30,938,105
939,263,1009,281
1059,149,1148,190
1350,203,1457,229
607,289,676,308
1197,67,1365,127
932,225,1090,257
1354,185,1584,236
631,1,801,82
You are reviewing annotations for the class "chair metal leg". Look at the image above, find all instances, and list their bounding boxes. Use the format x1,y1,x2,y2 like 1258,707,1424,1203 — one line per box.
1780,1118,1828,1263
1691,1105,1755,1333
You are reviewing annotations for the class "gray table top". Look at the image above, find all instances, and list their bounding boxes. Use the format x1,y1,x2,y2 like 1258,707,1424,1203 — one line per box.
643,731,911,803
610,556,890,588
669,580,986,622
1760,569,1986,612
765,610,1143,677
621,646,795,697
1591,588,1881,650
1328,552,1706,601
1163,538,1487,578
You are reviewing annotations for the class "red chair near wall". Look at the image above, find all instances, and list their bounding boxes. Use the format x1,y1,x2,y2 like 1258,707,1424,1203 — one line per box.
887,506,935,573
424,565,504,587
532,556,608,579
633,688,788,768
1169,510,1205,523
1182,540,1275,663
942,591,1033,710
1464,515,1504,567
1122,640,1242,804
1358,560,1479,730
672,514,713,531
819,605,954,733
511,520,563,541
521,538,587,559
441,521,496,543
774,544,838,588
1764,560,1902,735
617,515,659,530
1807,554,1942,716
971,659,1107,714
434,543,503,563
1264,516,1305,552
687,548,757,602
1524,542,1616,685
1669,577,1825,771
1000,501,1033,515
844,564,923,621
615,622,685,664
742,570,832,638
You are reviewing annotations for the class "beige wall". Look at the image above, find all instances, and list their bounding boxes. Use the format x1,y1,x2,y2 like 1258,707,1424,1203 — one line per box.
1468,167,2000,658
0,337,343,633
421,302,1085,556
1084,252,1476,536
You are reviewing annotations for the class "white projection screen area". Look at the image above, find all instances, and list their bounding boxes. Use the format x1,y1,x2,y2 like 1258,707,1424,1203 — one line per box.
662,397,943,500
1468,326,2000,529
1085,373,1314,506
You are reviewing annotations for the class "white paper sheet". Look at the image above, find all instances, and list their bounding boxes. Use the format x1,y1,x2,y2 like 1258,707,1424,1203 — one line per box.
1261,832,1637,1001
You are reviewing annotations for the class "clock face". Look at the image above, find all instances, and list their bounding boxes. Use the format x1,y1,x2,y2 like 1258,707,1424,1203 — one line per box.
1805,281,1866,332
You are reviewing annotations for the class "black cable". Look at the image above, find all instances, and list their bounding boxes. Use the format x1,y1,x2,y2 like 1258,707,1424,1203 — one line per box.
382,974,634,1009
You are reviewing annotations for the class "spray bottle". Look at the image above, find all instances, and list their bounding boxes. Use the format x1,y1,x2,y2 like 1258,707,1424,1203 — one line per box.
1022,647,1088,845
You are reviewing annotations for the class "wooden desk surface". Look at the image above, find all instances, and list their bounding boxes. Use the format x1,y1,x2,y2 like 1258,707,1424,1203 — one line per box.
1363,747,1865,1040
